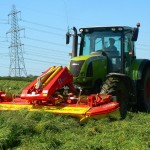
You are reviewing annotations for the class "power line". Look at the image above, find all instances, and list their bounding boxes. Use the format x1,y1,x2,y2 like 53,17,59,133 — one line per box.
25,26,64,37
0,18,9,24
136,47,150,51
25,36,67,47
24,47,70,59
0,36,7,38
0,51,8,56
25,44,71,52
21,19,66,31
0,48,68,67
24,57,67,66
0,65,9,69
24,53,69,63
137,43,150,47
0,45,8,49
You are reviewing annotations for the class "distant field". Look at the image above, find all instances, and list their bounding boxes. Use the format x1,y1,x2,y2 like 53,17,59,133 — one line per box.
0,77,35,95
0,78,150,150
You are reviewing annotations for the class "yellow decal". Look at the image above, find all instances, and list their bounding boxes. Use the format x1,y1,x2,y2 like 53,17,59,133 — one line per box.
42,106,91,115
0,104,90,115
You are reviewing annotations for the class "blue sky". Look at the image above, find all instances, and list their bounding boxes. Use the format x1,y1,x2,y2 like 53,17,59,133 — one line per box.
0,0,150,76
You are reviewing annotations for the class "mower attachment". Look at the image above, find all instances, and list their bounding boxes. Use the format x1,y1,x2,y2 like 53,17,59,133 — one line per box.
0,66,119,123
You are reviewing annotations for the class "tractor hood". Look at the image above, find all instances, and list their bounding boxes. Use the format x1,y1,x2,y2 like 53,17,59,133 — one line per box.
68,54,107,89
70,54,107,70
69,54,107,77
71,54,106,61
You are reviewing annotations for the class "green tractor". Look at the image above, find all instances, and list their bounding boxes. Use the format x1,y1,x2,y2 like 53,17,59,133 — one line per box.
66,23,150,118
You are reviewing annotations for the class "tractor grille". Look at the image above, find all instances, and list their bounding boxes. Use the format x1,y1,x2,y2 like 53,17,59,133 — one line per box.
70,60,85,77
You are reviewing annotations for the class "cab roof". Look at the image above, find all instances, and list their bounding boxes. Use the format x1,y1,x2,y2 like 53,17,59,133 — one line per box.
79,26,133,32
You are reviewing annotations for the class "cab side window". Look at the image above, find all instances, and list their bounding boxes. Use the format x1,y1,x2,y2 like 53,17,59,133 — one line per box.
124,33,133,75
124,34,132,53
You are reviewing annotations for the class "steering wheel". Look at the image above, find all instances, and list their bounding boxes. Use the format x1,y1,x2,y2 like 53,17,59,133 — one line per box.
90,50,107,56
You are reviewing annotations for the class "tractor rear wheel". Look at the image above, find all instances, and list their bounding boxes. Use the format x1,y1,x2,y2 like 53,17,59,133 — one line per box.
100,77,129,119
138,68,150,112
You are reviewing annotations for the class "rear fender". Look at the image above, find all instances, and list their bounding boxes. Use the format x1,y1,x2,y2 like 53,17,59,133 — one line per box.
131,59,150,80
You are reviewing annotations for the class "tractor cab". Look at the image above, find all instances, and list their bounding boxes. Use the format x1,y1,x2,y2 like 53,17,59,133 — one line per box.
66,23,140,92
79,27,123,73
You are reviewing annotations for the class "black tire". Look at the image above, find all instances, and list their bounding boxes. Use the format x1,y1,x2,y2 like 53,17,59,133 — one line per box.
100,77,129,119
138,68,150,112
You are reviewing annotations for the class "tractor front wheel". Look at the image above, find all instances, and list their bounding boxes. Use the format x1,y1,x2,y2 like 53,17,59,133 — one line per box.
100,77,129,119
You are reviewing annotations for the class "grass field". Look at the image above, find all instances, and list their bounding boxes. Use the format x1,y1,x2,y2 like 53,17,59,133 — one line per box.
0,78,150,150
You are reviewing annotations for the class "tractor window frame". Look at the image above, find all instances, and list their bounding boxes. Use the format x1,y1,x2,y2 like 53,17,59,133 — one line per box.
79,30,122,56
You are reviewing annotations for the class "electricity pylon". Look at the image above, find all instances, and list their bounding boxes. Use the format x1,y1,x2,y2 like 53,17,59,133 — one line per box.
7,5,27,77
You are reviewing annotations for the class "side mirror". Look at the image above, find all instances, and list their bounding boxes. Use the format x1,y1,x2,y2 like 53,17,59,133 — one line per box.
66,32,70,44
132,22,140,41
132,28,138,41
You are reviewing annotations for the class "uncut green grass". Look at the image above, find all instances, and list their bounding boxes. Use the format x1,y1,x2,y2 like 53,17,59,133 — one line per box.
0,79,32,95
0,111,150,150
0,78,150,150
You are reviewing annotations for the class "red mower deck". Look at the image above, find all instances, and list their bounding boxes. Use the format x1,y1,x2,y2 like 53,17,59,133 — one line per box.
0,66,119,123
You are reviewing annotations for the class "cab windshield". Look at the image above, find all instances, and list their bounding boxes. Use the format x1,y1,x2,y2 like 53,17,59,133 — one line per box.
80,30,122,56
